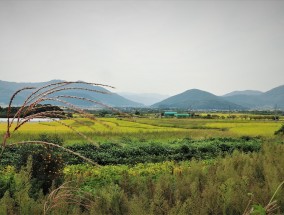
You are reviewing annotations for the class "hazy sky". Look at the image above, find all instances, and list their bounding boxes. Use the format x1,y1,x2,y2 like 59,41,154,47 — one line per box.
0,0,283,96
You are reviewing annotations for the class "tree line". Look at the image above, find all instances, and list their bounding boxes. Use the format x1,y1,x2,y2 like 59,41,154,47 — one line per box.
0,104,68,118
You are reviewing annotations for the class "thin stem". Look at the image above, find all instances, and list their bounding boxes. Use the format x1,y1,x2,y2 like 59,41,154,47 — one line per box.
7,141,98,165
7,87,36,133
268,181,284,204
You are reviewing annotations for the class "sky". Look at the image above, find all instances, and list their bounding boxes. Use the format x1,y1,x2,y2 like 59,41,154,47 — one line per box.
0,0,283,96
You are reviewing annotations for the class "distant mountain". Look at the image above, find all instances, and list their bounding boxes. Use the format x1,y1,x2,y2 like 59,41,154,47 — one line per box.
152,89,244,110
222,94,264,109
1,80,283,110
223,85,284,109
223,90,263,97
119,92,169,106
0,80,143,108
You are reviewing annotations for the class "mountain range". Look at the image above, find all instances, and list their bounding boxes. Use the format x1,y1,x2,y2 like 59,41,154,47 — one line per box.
222,85,284,110
0,80,283,110
151,89,244,110
223,90,263,97
0,80,143,108
152,85,284,110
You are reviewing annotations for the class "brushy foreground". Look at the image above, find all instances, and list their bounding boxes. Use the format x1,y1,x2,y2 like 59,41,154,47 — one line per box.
0,143,283,215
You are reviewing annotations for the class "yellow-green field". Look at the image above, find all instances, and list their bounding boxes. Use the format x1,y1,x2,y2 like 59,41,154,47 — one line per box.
129,118,283,136
0,117,282,144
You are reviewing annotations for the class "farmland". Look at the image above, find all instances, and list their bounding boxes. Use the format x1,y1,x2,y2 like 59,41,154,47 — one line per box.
0,114,284,214
0,116,282,143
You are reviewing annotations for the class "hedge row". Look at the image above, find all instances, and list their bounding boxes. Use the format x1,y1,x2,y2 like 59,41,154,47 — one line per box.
0,137,262,167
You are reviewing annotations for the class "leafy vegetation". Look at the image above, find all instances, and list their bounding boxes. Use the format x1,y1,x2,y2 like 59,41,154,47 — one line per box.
1,137,263,166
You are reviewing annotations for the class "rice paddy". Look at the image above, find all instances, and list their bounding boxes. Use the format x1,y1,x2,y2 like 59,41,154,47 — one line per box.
1,116,282,145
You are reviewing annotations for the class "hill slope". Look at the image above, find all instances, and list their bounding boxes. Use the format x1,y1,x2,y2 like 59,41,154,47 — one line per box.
223,90,263,97
223,85,284,109
0,80,143,108
152,89,244,110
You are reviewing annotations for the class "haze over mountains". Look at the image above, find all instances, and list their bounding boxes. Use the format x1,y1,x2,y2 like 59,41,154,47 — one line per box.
0,80,283,110
119,92,169,106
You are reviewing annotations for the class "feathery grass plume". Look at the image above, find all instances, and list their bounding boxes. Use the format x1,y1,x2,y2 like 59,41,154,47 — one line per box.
43,181,94,215
1,80,122,165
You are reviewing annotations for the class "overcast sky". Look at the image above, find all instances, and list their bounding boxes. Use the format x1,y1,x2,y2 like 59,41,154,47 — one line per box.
0,0,283,96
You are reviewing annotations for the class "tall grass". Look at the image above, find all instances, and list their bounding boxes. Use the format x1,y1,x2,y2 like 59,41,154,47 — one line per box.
0,81,116,165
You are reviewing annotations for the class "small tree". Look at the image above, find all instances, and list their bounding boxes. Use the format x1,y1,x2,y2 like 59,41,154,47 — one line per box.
16,134,65,196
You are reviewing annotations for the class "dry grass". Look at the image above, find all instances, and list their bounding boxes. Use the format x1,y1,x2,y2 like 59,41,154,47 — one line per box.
43,181,94,215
